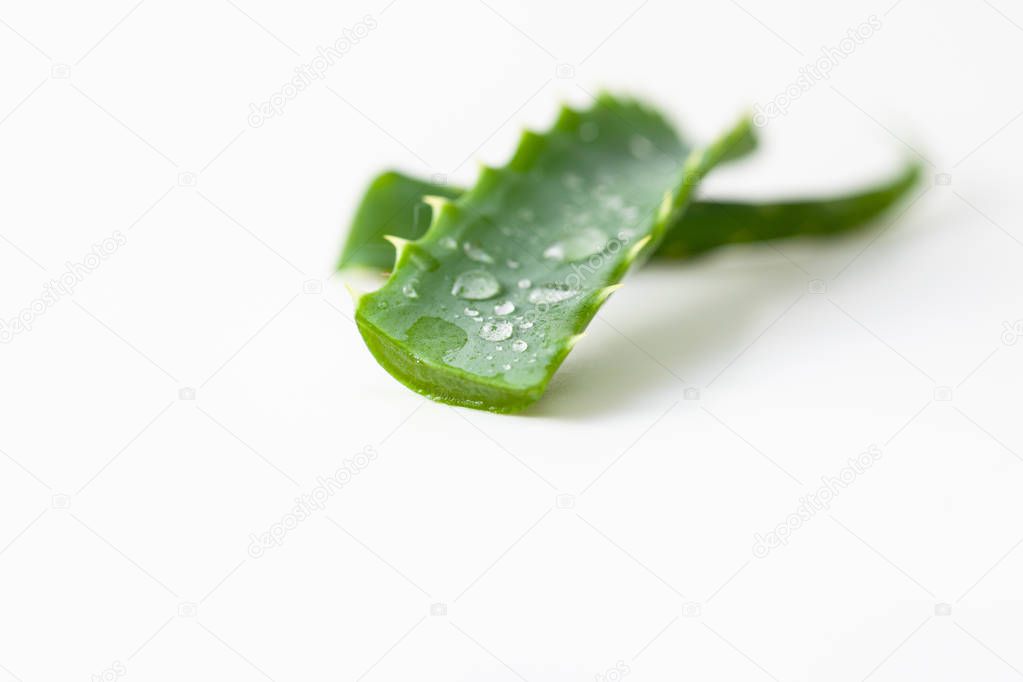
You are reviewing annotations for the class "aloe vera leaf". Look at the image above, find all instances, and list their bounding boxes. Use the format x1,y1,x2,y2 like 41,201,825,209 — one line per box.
354,94,753,413
655,161,922,258
339,161,919,271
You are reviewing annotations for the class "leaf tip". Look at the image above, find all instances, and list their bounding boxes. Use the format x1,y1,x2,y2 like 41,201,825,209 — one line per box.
421,195,451,213
344,281,364,306
593,283,624,305
508,129,547,171
382,234,411,259
656,189,674,223
625,235,652,264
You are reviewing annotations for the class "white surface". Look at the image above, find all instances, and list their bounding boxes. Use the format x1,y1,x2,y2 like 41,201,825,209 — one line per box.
2,0,1023,680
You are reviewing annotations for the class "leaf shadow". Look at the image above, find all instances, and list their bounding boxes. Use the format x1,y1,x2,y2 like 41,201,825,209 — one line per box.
525,256,804,420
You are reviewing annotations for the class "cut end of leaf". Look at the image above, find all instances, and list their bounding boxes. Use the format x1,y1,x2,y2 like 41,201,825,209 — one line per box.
355,311,548,413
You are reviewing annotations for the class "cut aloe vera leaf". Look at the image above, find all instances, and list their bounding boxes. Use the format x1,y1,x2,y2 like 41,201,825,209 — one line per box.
655,161,922,258
354,94,753,413
338,162,919,271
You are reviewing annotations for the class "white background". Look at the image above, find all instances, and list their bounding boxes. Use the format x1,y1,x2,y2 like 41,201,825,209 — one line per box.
2,0,1022,680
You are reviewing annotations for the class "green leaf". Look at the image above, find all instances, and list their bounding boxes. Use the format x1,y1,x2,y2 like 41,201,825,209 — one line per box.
655,161,921,258
339,156,920,271
354,94,754,413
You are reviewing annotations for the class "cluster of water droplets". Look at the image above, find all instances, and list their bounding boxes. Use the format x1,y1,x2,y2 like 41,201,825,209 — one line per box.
387,121,666,378
419,178,643,372
441,243,571,370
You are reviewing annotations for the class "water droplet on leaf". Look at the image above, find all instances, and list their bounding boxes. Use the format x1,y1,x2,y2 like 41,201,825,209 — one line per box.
543,227,607,262
452,269,501,300
494,301,515,316
512,339,528,352
405,316,467,363
562,173,583,190
463,241,494,263
542,243,564,261
479,320,513,341
528,283,578,304
630,135,654,159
